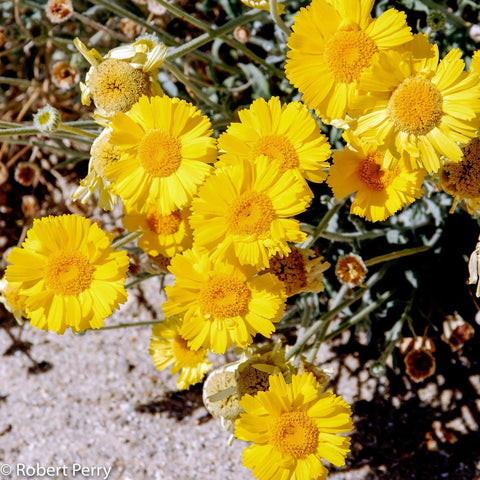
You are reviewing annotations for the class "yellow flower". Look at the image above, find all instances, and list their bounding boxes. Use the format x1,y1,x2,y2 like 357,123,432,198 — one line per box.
0,276,26,325
354,34,480,173
72,128,120,211
327,133,425,222
439,137,480,215
123,206,192,257
218,97,331,189
264,246,330,296
149,316,212,390
234,373,353,480
5,215,129,334
106,95,217,215
285,0,412,122
240,0,285,14
74,35,167,122
190,157,311,269
163,248,286,354
471,50,480,73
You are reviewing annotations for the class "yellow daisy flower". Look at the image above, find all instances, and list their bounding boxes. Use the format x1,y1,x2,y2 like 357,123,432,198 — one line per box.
163,248,286,354
106,95,217,216
439,137,480,215
149,316,212,390
471,50,480,73
354,34,480,173
122,206,193,257
327,133,425,222
285,0,412,122
0,276,26,325
234,372,353,480
218,97,331,189
264,246,330,296
190,156,311,269
74,35,167,123
240,0,285,14
5,215,129,334
72,128,120,211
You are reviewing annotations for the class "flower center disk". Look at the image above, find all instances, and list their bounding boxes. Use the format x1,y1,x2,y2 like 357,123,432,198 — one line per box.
270,411,319,459
388,76,443,136
324,25,378,84
45,250,95,296
252,135,299,172
147,211,182,235
138,129,183,177
200,274,251,319
227,191,276,236
358,151,389,191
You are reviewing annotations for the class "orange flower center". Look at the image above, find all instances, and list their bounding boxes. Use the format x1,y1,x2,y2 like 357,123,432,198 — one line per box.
200,274,251,319
358,151,398,191
324,25,378,83
172,335,206,366
252,135,299,172
146,211,182,235
45,250,95,296
388,75,443,136
335,253,367,287
227,191,276,236
270,411,319,459
138,129,182,177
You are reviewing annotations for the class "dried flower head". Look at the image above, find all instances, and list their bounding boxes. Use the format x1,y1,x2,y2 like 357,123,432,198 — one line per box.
203,366,242,422
21,195,39,218
442,312,475,352
51,61,79,90
149,253,171,273
440,138,480,214
426,11,446,32
335,253,367,287
45,0,73,23
120,18,142,39
470,24,480,43
148,0,167,15
400,337,436,383
404,348,436,383
240,0,285,13
33,105,61,133
265,247,329,296
14,162,40,187
233,26,250,44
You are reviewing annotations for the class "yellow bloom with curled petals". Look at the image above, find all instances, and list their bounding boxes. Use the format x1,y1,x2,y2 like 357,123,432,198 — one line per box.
218,97,331,189
149,316,212,390
106,95,217,216
285,0,412,122
234,372,353,480
353,34,480,173
327,132,425,222
163,248,286,354
5,215,129,334
190,156,311,269
240,0,284,13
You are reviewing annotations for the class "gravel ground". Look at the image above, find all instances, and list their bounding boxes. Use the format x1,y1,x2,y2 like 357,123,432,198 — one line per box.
0,276,369,480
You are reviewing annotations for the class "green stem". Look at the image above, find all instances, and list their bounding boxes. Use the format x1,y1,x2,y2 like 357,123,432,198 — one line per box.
111,231,142,249
324,291,392,342
306,198,346,248
365,245,430,267
0,76,33,87
59,124,98,139
269,0,290,36
286,267,387,362
125,273,161,289
164,60,221,109
89,319,164,331
0,126,40,136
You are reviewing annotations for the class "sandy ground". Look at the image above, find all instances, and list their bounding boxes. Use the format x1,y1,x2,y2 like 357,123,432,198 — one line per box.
0,276,370,480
